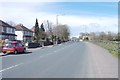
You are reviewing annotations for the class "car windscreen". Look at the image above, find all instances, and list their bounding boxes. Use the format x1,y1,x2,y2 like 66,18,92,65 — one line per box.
5,43,15,48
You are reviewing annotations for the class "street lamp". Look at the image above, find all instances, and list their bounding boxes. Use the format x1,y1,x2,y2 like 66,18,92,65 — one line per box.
56,14,65,26
55,14,65,45
56,15,59,27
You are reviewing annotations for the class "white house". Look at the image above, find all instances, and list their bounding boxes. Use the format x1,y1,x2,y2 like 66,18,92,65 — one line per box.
15,24,33,42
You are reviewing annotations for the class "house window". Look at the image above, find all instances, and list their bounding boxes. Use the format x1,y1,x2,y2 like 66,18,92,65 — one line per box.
3,27,6,32
27,31,29,35
24,31,26,35
7,27,13,33
7,27,10,33
30,32,32,36
12,28,15,33
2,35,5,40
0,35,2,40
0,26,2,32
25,31,27,35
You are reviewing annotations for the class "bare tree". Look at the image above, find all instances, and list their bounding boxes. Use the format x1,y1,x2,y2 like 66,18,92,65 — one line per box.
53,24,70,41
89,32,96,40
46,20,54,38
6,21,16,26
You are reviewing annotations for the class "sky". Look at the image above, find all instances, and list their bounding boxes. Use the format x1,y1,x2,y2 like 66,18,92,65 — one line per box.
0,1,118,37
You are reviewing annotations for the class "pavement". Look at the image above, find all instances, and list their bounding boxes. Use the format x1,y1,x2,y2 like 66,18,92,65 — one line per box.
0,41,118,78
0,53,3,56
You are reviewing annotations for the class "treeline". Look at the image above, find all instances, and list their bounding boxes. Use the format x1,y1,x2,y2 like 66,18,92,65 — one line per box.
80,32,119,57
33,19,70,44
79,32,119,41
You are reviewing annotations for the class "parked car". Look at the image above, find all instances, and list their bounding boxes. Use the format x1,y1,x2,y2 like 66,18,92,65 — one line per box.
27,42,41,48
2,41,26,54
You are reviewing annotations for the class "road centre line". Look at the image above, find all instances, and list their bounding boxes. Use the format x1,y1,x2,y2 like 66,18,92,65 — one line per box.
39,44,72,58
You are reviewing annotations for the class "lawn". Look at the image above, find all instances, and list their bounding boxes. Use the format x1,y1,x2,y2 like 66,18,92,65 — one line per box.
90,41,119,58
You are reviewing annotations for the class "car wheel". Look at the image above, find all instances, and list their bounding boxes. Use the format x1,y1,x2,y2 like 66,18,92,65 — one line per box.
23,49,26,53
14,50,18,54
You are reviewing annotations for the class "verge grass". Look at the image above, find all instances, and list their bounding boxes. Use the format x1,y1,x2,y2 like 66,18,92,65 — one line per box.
90,41,119,58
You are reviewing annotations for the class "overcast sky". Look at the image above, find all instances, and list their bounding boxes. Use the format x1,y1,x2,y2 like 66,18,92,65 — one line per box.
0,1,118,37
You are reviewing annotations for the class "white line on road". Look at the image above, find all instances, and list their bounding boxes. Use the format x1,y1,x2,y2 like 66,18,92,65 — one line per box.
39,44,73,58
0,63,23,73
0,43,74,72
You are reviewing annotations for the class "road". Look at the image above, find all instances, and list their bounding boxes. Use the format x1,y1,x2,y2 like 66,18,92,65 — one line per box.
0,41,118,78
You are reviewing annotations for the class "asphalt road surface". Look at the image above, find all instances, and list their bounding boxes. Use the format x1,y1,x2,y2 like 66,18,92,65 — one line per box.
0,41,118,78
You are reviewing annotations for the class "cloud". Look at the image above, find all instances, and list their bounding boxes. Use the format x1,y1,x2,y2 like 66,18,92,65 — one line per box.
0,2,118,37
59,15,117,26
58,15,118,32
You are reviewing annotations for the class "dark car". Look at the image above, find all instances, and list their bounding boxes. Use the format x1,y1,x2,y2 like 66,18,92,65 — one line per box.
2,41,26,54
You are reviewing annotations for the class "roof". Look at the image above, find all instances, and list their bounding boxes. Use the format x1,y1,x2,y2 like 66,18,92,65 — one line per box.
15,24,33,32
0,20,16,29
31,26,35,32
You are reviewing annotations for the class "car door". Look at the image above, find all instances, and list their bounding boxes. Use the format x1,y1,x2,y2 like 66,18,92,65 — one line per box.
17,43,23,52
16,43,22,52
18,43,24,52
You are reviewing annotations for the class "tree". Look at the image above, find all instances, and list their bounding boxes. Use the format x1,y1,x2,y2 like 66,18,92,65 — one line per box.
53,24,70,41
39,23,46,40
61,25,70,41
47,20,53,33
40,23,45,32
6,21,16,26
34,18,39,42
99,32,107,41
46,20,53,39
89,32,96,40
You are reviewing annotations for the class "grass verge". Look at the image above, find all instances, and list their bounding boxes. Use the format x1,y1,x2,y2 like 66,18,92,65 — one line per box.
90,41,119,58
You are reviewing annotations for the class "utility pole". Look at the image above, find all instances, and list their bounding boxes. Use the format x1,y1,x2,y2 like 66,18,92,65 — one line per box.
56,15,59,27
55,14,65,44
56,15,59,45
47,20,50,32
56,14,65,26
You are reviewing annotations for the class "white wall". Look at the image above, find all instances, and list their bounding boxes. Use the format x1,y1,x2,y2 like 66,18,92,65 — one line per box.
15,31,23,40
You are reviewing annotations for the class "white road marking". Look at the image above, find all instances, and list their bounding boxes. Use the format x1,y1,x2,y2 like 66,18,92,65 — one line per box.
0,63,23,73
39,43,74,58
0,43,73,72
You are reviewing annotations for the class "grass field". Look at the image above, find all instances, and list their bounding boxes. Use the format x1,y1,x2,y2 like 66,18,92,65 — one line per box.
90,41,119,58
